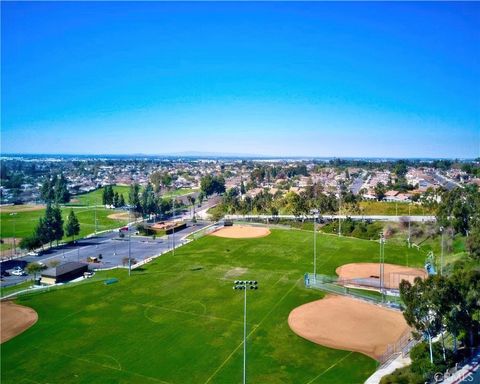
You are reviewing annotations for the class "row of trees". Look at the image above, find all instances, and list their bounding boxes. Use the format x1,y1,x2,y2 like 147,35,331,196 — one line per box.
102,185,126,207
127,182,178,217
200,175,225,197
399,268,480,380
216,183,361,218
40,174,70,204
19,205,80,251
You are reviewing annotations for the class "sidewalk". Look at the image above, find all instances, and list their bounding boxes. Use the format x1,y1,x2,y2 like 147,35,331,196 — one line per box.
364,355,411,384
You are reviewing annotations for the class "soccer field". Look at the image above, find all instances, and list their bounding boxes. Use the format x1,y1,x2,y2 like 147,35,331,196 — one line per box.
1,229,424,383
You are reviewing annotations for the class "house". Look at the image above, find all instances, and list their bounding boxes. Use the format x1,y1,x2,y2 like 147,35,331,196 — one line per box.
41,262,89,285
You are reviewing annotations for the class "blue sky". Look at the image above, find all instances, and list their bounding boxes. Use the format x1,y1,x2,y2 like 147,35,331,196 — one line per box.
1,1,479,157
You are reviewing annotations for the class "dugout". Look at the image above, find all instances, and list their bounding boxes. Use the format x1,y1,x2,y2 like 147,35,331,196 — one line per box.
41,262,88,285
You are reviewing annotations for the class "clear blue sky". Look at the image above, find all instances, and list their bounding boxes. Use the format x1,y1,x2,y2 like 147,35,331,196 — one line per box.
2,1,479,158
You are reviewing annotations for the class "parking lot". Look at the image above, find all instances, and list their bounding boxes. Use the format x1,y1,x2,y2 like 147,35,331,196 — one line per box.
1,220,210,287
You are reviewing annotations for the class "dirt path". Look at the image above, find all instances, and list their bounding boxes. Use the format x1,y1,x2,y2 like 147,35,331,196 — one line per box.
288,295,410,360
1,301,38,343
0,205,45,213
107,212,130,220
210,225,270,239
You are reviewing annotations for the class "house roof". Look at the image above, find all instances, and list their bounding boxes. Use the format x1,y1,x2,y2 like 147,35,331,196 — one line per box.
42,262,88,278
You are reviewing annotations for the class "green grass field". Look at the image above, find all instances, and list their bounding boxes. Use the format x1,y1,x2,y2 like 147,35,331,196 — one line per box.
1,228,426,383
68,186,197,207
0,206,128,242
68,186,131,206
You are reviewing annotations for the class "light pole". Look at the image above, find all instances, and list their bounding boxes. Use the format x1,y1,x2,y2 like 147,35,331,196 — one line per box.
128,207,132,277
233,280,258,384
439,226,444,276
379,233,385,302
407,203,411,248
313,212,317,283
94,199,98,234
172,198,175,257
10,213,17,257
338,192,342,237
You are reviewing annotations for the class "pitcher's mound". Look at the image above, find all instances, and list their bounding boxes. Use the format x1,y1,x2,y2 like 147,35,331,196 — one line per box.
336,263,427,289
288,295,410,360
1,301,38,343
211,225,270,239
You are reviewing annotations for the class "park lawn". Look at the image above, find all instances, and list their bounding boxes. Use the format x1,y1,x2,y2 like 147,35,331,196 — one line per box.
0,242,13,251
67,185,131,206
1,228,425,384
68,186,197,207
0,280,33,297
359,201,433,216
163,187,198,198
0,207,128,242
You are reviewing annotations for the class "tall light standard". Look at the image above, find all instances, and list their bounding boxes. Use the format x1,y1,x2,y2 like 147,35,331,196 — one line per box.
172,198,175,257
439,226,444,276
128,206,132,277
406,203,411,248
10,213,17,257
94,199,98,234
313,211,317,283
338,192,342,237
379,233,385,302
233,280,258,384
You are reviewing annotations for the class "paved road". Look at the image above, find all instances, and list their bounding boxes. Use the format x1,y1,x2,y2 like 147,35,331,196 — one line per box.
350,175,365,195
1,220,210,287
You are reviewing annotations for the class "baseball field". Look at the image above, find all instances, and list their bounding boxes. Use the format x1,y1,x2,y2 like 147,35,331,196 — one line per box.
1,227,424,383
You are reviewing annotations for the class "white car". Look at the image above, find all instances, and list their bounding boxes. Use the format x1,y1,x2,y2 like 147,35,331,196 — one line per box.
11,267,25,276
27,251,39,256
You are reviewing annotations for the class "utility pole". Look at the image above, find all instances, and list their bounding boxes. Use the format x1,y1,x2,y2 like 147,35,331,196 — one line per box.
233,280,258,384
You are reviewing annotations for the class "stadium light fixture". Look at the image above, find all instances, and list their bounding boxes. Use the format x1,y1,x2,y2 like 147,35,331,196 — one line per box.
233,280,259,384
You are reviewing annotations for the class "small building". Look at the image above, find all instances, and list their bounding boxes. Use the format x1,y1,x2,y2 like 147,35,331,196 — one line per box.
41,262,89,285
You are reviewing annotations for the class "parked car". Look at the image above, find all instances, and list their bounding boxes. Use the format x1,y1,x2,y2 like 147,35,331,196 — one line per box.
11,267,25,276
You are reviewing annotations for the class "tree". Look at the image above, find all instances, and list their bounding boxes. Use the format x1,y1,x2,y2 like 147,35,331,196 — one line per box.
65,209,80,243
200,175,225,197
52,205,64,246
19,235,42,251
113,191,119,207
54,174,70,203
102,185,114,206
40,177,54,202
118,194,126,207
141,183,157,216
26,262,45,280
128,183,142,213
466,224,480,260
400,277,442,364
374,182,386,201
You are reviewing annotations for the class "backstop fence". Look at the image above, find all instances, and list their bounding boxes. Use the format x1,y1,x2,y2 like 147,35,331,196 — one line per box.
304,273,403,309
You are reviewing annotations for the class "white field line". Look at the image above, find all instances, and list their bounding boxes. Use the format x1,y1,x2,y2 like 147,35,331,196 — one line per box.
203,277,302,384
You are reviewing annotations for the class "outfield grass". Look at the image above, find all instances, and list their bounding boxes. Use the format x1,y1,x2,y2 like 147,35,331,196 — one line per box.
0,207,128,242
359,201,433,216
1,228,425,383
